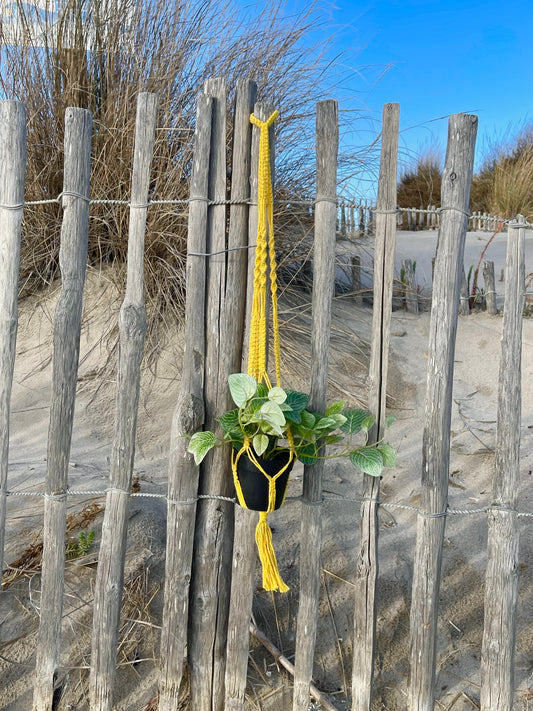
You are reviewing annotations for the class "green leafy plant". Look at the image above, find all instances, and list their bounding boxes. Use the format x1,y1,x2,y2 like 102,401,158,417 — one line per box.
66,529,96,560
188,373,396,478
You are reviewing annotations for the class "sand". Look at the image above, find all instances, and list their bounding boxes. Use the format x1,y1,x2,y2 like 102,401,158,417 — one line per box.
0,230,532,710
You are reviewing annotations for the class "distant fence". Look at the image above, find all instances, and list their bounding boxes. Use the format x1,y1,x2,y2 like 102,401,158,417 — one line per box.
0,87,531,711
337,200,533,236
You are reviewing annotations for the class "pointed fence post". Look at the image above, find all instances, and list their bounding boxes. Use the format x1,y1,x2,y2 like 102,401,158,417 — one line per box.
158,92,212,710
351,102,399,711
0,101,26,581
89,92,158,711
293,99,338,711
480,216,525,711
32,107,92,711
408,113,477,711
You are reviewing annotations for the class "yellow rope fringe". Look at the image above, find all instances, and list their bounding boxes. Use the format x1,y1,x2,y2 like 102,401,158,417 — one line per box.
230,109,293,592
256,512,290,593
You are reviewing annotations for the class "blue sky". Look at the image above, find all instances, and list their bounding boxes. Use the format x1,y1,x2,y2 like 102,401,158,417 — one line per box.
302,0,533,195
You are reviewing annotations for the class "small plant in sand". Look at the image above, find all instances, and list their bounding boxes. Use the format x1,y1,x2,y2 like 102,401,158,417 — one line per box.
188,373,396,478
66,529,96,560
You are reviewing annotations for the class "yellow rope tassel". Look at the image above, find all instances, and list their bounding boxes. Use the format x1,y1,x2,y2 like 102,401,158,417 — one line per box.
255,512,289,593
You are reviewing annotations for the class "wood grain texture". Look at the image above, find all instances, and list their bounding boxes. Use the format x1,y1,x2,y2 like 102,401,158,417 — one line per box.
33,107,92,711
352,102,399,711
402,258,419,314
188,77,236,711
459,267,470,315
293,100,338,711
408,113,477,711
89,92,158,711
0,101,26,579
158,92,212,711
480,217,525,711
223,83,261,711
482,260,498,314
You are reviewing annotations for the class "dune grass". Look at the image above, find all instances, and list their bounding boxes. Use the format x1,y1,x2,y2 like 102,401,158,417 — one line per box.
398,125,533,222
0,0,354,353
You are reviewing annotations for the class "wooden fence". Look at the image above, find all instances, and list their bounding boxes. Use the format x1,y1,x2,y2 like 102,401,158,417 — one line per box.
0,85,529,711
338,200,533,236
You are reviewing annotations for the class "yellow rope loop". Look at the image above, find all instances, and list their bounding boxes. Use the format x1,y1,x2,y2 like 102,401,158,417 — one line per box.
231,440,250,509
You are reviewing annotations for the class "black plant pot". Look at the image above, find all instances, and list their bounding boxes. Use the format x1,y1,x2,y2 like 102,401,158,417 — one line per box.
236,450,294,512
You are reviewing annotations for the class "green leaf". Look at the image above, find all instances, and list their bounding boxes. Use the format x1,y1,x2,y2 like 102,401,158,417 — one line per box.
300,410,316,429
297,443,318,465
188,431,217,465
256,383,269,398
218,409,239,435
260,401,286,428
330,413,347,428
253,433,269,456
350,448,383,477
268,386,287,404
284,391,310,423
315,416,339,432
290,423,314,441
362,414,376,432
228,373,257,407
385,414,397,428
340,409,371,435
324,434,344,445
325,400,346,416
378,443,397,468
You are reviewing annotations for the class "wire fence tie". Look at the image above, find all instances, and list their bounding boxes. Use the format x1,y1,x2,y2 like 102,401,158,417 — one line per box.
58,190,91,204
0,202,24,211
438,206,471,218
44,491,68,501
188,244,257,258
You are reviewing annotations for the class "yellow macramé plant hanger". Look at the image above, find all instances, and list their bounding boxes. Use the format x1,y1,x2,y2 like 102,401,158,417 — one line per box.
230,109,295,593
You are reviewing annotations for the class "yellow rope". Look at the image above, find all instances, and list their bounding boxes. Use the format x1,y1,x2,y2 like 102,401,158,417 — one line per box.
247,110,281,386
231,109,293,592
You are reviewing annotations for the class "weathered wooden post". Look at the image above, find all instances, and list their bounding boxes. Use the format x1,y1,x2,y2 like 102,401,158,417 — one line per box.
351,255,363,306
482,260,498,314
0,101,26,580
188,76,238,711
341,203,347,237
402,258,419,314
292,99,338,711
33,107,93,711
430,205,437,230
459,267,470,315
158,92,212,710
89,92,158,710
408,113,477,711
480,216,525,711
351,102,399,711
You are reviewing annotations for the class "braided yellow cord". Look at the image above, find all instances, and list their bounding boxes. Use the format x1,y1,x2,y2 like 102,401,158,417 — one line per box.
247,110,281,385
